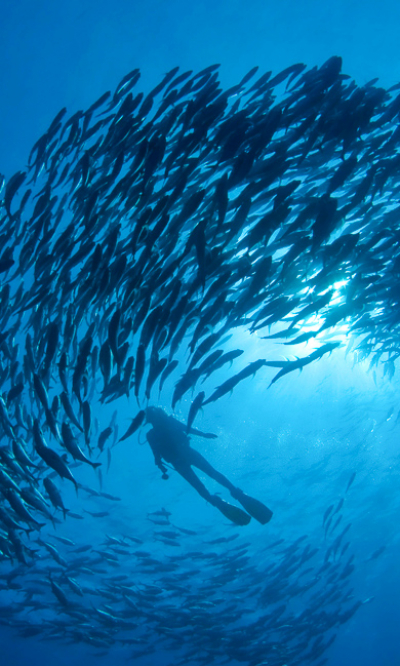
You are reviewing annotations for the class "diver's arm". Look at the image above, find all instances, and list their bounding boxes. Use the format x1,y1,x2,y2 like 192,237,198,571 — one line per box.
147,430,169,477
167,414,217,439
187,427,217,439
153,450,168,475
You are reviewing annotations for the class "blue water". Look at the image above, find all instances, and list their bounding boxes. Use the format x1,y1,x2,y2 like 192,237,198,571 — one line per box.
0,1,399,664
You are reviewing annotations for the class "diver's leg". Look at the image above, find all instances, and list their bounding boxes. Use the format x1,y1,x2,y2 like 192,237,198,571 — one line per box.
174,463,251,526
174,463,215,502
187,449,273,525
188,448,237,493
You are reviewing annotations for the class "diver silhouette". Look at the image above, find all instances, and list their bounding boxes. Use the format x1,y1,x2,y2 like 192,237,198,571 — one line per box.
145,407,273,526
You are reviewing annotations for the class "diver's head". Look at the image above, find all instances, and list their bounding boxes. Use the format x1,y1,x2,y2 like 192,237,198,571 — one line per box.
145,406,169,428
145,406,186,439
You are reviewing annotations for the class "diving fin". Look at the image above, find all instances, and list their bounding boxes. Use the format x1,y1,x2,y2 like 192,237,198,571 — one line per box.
232,490,273,525
212,496,251,526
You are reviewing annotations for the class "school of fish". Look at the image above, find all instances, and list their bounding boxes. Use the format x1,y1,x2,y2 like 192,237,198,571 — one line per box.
0,55,395,662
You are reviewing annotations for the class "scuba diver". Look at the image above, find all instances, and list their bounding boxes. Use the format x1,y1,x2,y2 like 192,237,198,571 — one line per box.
145,407,273,526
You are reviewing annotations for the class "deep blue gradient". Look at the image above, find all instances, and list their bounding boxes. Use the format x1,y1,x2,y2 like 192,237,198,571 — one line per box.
0,2,399,665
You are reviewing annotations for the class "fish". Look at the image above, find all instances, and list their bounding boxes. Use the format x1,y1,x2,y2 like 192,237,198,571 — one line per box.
33,420,79,491
49,574,69,606
0,56,394,660
345,472,356,493
119,410,146,442
61,422,101,468
82,400,92,448
41,321,59,378
53,535,76,546
267,343,341,388
322,504,334,527
135,344,146,405
3,489,45,530
186,391,205,432
97,426,113,453
43,477,69,518
60,391,83,432
366,546,386,561
203,360,268,405
4,171,26,218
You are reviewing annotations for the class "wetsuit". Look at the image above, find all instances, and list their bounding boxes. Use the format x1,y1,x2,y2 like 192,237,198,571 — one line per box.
147,427,238,502
145,407,251,525
145,407,273,526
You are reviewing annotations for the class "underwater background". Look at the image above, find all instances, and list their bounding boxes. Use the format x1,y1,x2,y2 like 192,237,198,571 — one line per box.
0,1,399,665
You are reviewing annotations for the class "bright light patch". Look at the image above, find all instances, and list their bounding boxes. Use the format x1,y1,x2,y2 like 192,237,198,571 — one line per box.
333,279,348,290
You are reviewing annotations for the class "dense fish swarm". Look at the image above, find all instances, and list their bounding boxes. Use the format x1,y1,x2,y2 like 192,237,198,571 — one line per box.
0,56,395,661
0,504,362,665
